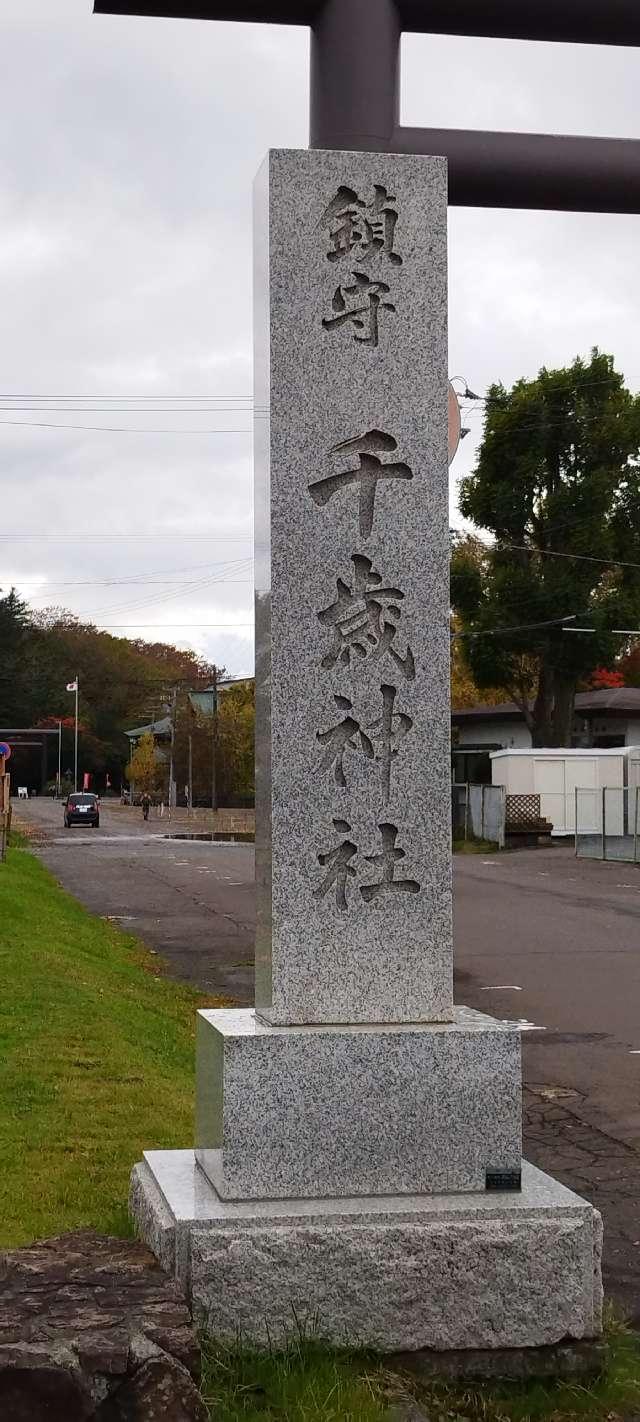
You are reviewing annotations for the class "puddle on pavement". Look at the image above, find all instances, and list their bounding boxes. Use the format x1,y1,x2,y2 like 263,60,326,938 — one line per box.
165,832,254,843
528,1084,583,1101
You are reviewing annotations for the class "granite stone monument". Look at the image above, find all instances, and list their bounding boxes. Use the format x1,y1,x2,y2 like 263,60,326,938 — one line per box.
131,148,603,1353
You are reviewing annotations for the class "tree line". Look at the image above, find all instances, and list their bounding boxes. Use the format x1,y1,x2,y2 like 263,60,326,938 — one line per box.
0,592,254,802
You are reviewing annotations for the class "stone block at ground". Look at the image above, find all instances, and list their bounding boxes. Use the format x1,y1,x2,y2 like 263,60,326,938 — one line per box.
130,1154,602,1352
195,1006,521,1200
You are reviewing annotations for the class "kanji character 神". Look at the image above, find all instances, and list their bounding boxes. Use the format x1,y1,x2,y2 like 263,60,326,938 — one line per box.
318,553,415,682
316,684,413,803
322,270,395,348
360,822,420,904
367,683,413,804
321,184,402,266
316,694,374,788
308,429,413,539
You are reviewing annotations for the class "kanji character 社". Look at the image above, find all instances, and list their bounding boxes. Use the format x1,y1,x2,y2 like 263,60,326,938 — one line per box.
360,822,420,904
314,818,358,912
318,554,415,682
308,429,413,539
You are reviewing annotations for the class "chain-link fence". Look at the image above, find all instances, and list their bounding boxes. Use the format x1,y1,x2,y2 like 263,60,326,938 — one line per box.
575,786,640,862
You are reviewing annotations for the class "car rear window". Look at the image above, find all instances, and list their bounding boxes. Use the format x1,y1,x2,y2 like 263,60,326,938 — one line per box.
69,794,97,805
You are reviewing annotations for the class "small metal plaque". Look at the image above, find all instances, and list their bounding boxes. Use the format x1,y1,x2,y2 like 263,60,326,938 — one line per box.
486,1168,522,1192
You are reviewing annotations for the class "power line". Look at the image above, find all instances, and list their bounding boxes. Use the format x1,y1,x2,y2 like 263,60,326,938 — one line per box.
455,531,640,574
500,541,640,572
0,533,252,540
0,406,256,414
9,556,255,587
16,574,251,587
24,580,252,593
70,560,253,620
464,374,625,406
452,614,579,640
93,623,253,628
0,393,254,401
0,419,253,433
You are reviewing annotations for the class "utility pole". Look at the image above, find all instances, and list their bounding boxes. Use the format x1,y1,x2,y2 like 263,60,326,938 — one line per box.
188,734,193,817
57,721,62,798
74,676,79,792
168,686,178,816
211,667,218,819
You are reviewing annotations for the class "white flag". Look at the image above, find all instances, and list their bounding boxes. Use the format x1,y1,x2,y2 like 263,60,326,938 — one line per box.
66,680,78,692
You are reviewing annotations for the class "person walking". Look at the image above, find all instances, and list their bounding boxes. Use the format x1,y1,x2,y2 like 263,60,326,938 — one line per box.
141,792,151,822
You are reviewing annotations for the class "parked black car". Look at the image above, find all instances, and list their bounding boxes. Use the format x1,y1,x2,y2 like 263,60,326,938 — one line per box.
64,792,100,828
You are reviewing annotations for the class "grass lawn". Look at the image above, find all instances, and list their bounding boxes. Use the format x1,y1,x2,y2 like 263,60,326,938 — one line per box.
453,837,499,854
0,833,219,1245
201,1321,640,1422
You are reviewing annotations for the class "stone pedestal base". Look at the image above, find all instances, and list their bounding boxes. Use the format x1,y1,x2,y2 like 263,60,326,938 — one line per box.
130,1152,602,1353
195,1006,521,1200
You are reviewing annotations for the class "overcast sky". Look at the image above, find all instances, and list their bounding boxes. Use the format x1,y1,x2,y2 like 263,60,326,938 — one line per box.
2,2,639,678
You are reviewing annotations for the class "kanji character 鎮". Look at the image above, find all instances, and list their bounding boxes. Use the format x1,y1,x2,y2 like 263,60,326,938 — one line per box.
321,184,402,266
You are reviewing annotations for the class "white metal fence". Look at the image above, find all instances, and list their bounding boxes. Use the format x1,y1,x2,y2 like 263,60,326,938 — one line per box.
575,786,640,862
452,783,506,848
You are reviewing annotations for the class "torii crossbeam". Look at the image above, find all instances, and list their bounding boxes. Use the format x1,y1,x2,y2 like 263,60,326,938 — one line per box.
93,0,640,211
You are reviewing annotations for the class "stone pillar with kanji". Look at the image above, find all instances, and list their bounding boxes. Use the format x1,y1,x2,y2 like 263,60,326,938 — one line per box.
131,150,602,1354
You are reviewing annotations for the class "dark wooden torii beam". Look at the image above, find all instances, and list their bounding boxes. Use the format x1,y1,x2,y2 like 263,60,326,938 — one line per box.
93,0,640,212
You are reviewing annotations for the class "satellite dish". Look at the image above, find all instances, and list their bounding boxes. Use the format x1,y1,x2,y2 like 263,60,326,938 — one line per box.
448,382,462,465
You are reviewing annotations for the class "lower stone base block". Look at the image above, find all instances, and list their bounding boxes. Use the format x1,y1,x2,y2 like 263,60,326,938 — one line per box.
130,1153,602,1354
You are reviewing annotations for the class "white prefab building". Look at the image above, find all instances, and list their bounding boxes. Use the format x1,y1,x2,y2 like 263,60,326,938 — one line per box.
490,746,640,836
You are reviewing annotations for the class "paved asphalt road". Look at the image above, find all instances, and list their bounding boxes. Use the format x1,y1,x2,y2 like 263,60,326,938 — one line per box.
18,798,255,1001
15,797,640,1319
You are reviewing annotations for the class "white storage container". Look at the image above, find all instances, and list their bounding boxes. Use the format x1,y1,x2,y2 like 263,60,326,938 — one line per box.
490,746,640,835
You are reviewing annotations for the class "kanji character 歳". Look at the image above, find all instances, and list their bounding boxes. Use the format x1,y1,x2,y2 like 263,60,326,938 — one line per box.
321,184,403,266
318,553,415,682
308,429,413,539
360,822,420,904
316,694,374,788
322,270,395,348
317,684,413,803
313,818,358,912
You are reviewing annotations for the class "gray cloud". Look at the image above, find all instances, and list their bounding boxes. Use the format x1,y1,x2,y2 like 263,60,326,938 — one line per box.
2,6,639,676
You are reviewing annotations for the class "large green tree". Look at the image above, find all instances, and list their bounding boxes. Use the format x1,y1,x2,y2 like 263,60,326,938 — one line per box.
451,350,640,745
